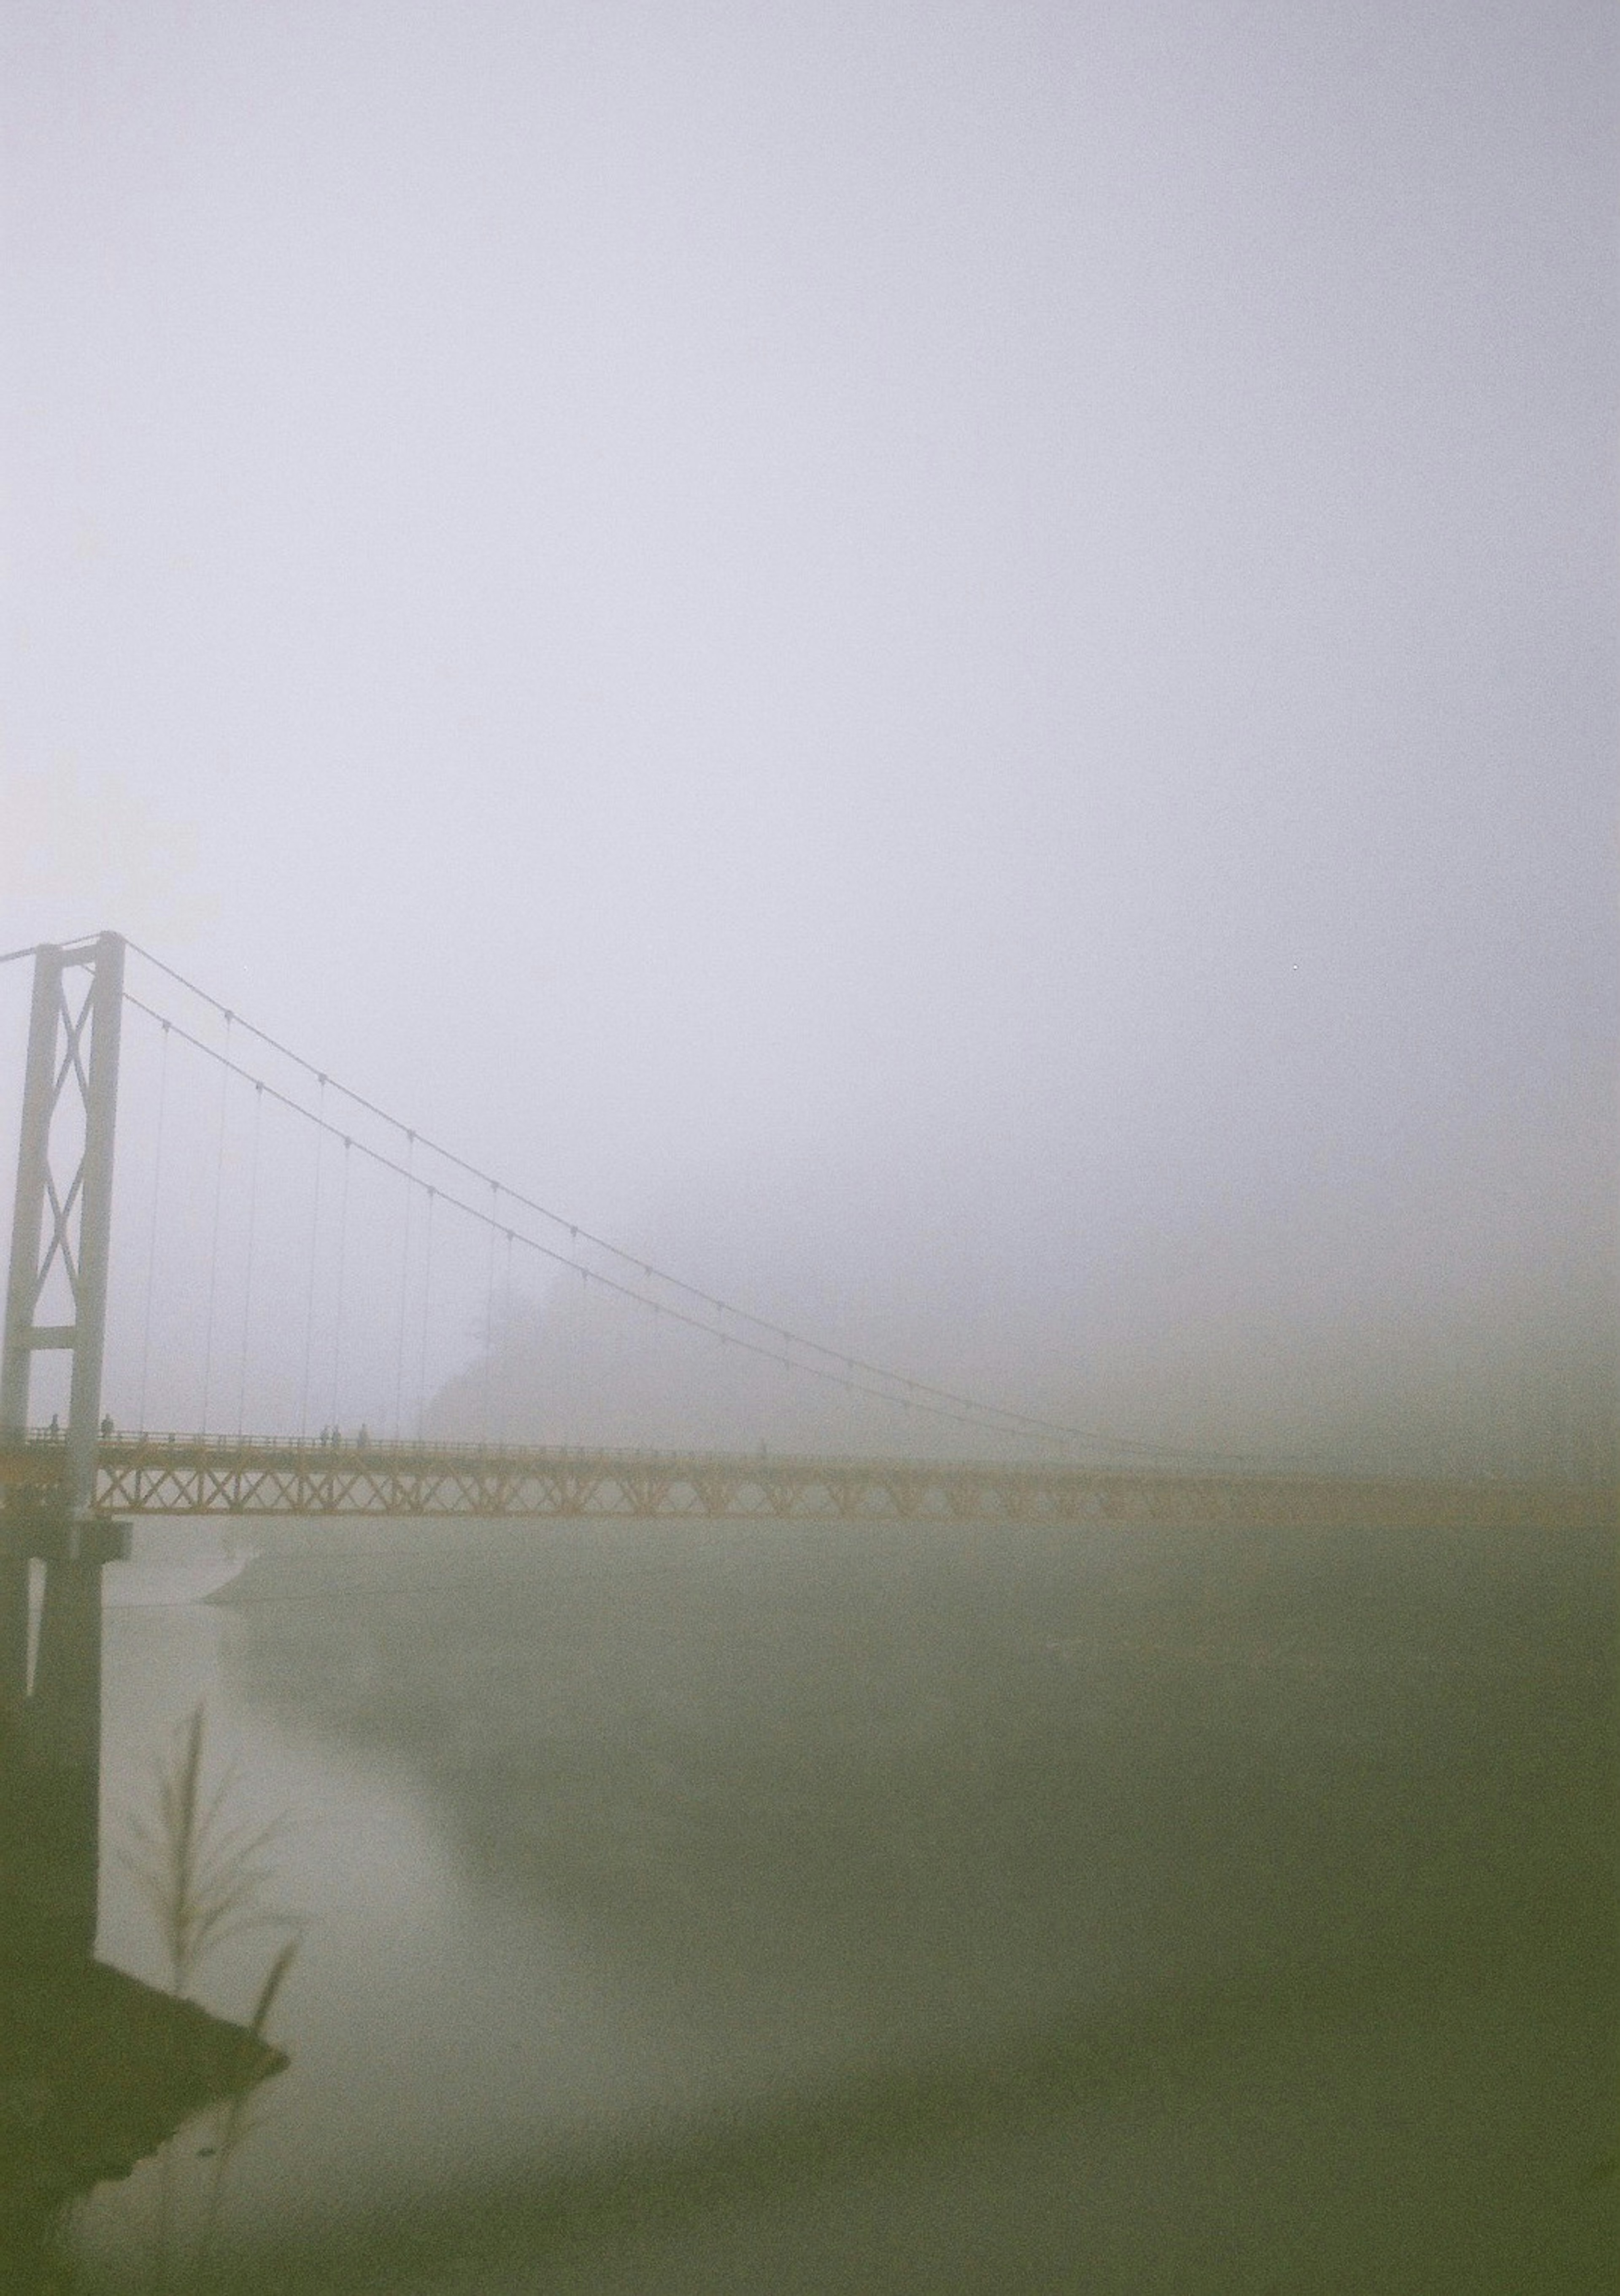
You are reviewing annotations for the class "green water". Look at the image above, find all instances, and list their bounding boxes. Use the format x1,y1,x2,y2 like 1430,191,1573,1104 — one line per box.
11,1507,1616,2291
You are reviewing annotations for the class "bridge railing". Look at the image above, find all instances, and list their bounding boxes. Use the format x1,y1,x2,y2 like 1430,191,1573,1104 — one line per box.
4,1424,1612,1483
21,1427,1154,1475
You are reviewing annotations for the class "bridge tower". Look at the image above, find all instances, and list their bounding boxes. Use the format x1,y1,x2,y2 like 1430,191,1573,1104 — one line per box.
1,934,130,1953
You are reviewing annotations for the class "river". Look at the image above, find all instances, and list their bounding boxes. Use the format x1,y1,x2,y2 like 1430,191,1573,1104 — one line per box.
38,1507,1620,2290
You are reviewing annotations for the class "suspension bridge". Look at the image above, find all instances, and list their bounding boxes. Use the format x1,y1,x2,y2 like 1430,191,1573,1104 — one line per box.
0,926,1587,1527
0,930,1596,1951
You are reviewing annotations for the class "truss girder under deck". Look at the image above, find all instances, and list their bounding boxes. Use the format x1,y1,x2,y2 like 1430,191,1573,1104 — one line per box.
0,1436,1601,1535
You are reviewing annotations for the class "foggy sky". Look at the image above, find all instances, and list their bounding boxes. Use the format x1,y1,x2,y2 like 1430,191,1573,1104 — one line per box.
2,2,1615,1470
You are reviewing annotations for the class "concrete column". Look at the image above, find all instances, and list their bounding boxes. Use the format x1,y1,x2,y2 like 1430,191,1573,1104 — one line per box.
0,1548,26,1774
26,1558,103,1955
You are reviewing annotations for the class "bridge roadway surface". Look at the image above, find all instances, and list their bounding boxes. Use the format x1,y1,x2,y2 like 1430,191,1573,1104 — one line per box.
0,1433,1601,1532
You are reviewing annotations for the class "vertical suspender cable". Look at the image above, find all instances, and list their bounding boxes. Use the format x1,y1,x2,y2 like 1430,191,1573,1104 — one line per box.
499,1226,515,1446
298,1078,327,1440
481,1182,499,1445
329,1138,352,1437
416,1186,435,1441
392,1133,414,1442
235,1082,263,1439
136,1020,170,1434
199,1013,233,1433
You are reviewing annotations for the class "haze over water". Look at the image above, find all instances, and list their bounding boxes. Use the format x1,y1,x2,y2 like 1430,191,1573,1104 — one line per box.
0,0,1615,2287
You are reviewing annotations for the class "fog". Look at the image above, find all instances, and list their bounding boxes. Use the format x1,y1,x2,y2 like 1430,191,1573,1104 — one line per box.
2,0,1615,1473
1,17,1616,2289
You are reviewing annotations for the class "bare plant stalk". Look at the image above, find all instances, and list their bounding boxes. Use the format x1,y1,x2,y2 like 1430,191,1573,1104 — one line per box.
191,1934,301,2279
114,1701,303,2291
118,1701,295,1999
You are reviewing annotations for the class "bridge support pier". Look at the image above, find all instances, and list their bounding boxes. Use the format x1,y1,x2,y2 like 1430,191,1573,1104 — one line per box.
0,1549,25,1733
0,1522,125,1957
22,1559,104,1952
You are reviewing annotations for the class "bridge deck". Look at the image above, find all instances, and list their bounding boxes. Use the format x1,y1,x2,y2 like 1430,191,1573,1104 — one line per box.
0,1434,1604,1532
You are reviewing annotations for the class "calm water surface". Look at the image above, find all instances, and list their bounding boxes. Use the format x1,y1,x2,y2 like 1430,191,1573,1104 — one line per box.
90,1596,668,2256
36,1511,1618,2291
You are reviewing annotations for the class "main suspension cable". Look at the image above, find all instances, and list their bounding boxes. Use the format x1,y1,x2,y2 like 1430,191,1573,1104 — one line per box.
124,943,1132,1443
122,994,1069,1451
119,985,1295,1467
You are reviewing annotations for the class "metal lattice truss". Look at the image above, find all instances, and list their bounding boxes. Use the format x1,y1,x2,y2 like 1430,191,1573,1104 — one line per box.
6,957,105,1357
27,970,96,1337
0,1436,1599,1532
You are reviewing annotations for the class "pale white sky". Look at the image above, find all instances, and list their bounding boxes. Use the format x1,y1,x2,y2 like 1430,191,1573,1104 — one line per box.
2,1,1615,1468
